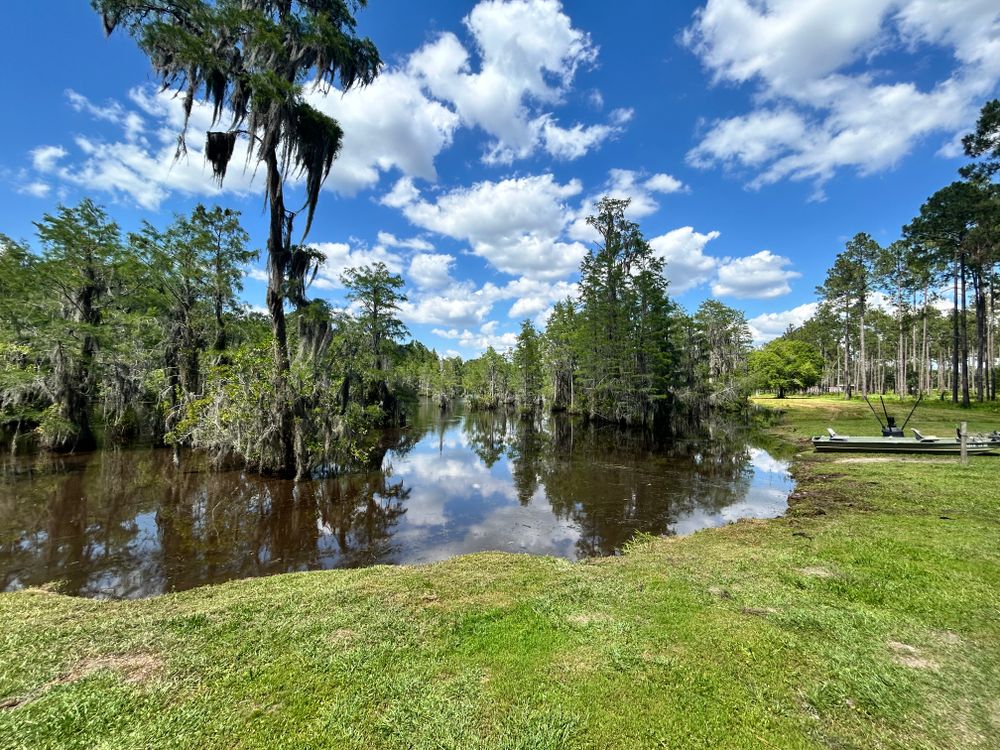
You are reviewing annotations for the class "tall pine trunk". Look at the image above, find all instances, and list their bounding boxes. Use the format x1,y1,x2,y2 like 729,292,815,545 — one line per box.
975,274,986,402
898,313,905,397
843,298,852,399
952,259,960,403
990,276,996,401
859,306,867,397
921,290,929,396
960,252,970,408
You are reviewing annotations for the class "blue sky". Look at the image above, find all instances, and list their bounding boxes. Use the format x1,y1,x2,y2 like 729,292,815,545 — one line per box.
2,0,998,355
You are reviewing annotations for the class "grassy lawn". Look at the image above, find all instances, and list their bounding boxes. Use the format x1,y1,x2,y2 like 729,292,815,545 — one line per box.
2,397,999,749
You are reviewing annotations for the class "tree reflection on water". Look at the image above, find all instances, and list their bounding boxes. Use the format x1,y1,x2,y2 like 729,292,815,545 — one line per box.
0,401,791,598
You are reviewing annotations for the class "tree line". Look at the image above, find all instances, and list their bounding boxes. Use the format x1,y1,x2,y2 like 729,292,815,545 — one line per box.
0,201,421,477
72,0,758,462
0,195,762,471
18,0,959,472
768,100,1000,405
407,198,756,424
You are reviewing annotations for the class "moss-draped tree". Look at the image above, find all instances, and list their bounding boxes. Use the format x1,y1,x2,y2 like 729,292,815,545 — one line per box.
92,0,381,475
34,201,126,451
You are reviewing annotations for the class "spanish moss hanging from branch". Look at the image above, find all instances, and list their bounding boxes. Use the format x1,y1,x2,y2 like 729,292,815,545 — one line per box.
287,101,343,238
206,131,237,184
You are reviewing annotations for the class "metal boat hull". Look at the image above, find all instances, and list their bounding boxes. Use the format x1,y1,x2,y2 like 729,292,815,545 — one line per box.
811,437,995,454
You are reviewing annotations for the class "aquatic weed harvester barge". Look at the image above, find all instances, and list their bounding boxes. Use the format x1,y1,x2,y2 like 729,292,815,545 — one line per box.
811,395,998,455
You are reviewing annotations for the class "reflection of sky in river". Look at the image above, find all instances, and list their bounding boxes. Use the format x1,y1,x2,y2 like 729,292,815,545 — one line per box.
386,432,582,562
668,448,792,536
373,417,792,562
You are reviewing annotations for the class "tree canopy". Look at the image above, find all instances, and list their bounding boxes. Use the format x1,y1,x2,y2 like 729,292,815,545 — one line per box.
749,340,824,399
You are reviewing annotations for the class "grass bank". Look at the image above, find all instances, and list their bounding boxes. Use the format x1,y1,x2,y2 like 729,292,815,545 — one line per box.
2,396,999,749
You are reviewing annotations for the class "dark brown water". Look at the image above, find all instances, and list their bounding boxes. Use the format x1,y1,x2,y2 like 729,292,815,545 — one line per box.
0,401,793,599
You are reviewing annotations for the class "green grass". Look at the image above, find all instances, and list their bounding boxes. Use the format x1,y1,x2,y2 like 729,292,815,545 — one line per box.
2,397,999,749
754,393,1000,441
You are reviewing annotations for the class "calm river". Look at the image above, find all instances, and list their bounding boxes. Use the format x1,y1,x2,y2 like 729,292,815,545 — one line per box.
0,401,793,598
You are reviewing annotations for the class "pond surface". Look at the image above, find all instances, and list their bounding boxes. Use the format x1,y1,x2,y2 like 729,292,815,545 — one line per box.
0,401,793,598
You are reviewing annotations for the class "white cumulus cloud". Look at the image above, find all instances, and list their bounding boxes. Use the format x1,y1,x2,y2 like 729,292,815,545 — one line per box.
16,181,52,198
401,282,498,328
408,253,456,290
30,88,259,209
648,227,721,293
568,168,688,242
409,0,626,164
432,323,520,354
712,250,799,299
386,174,588,280
305,70,460,195
26,2,627,209
748,302,819,343
684,0,1000,196
309,241,405,290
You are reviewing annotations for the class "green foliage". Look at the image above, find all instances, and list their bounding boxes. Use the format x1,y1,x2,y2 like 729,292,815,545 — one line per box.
960,98,1000,181
511,319,543,413
170,332,386,475
784,102,1000,406
34,403,80,448
170,343,277,468
0,344,42,416
690,300,752,405
575,197,679,425
905,180,991,254
128,205,256,440
341,261,409,365
23,200,127,450
0,236,33,340
463,346,511,410
0,201,271,462
456,198,752,421
748,339,824,398
195,205,257,351
93,0,383,476
542,300,577,410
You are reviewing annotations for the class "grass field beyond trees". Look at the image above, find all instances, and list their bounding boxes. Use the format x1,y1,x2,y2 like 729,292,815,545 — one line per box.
1,397,999,749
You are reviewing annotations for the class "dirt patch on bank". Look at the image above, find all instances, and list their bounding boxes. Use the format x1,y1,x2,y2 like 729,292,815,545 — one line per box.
783,455,879,517
0,652,163,711
67,653,163,684
888,641,938,670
